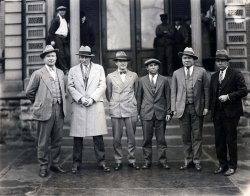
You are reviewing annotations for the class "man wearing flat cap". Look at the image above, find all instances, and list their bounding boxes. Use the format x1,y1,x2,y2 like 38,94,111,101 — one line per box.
67,46,110,173
154,13,174,76
171,47,210,171
48,6,70,74
106,51,140,171
210,49,248,176
137,58,172,169
26,45,67,177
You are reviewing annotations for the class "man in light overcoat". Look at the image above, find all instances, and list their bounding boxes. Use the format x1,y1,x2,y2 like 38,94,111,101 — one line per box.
26,45,67,177
106,51,140,171
171,47,210,171
68,46,110,173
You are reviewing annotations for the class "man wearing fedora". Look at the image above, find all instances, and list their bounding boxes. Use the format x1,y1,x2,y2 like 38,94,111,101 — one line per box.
26,45,67,177
171,47,210,171
210,49,247,176
48,6,70,74
106,51,140,171
68,46,110,173
137,58,172,169
154,13,174,76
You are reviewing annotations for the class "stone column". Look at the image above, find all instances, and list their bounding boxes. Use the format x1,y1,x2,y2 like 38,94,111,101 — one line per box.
70,0,80,67
215,0,225,50
190,0,202,62
46,0,55,31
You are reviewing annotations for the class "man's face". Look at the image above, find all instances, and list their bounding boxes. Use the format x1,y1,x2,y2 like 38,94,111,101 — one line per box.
182,55,195,68
175,21,180,26
215,59,228,71
58,10,66,17
43,52,57,67
146,63,159,75
79,56,91,66
115,60,128,70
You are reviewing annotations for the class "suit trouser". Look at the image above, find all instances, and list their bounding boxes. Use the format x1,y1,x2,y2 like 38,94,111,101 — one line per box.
73,136,106,166
213,109,239,170
179,104,203,164
37,103,64,169
156,45,173,76
111,117,137,164
141,115,167,164
54,35,70,73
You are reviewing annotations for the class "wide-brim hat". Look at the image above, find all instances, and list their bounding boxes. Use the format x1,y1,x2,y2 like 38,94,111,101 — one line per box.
57,6,67,11
178,47,198,60
215,49,231,61
113,51,130,61
75,46,95,57
144,58,161,66
40,45,59,59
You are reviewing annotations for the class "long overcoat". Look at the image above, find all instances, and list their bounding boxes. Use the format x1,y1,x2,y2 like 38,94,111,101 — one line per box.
67,62,107,137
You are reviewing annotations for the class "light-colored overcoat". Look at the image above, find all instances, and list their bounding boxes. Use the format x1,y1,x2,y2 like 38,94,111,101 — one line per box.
106,70,138,117
171,66,210,118
26,66,66,121
67,62,107,137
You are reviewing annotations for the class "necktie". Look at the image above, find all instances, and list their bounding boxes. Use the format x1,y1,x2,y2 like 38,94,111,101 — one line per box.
219,71,223,84
151,75,155,86
186,67,190,79
50,67,56,80
120,70,126,74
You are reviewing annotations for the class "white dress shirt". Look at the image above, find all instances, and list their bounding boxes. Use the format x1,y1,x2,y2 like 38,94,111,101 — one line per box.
219,66,228,81
46,65,57,80
55,14,68,37
149,74,158,85
184,66,194,78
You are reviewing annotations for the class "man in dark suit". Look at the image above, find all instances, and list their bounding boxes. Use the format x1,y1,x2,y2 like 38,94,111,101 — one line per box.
106,51,140,171
26,45,67,177
171,47,210,171
210,49,248,176
137,58,172,169
48,6,70,74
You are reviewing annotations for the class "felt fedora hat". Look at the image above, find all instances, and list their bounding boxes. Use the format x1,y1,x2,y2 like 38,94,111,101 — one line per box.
40,45,59,59
113,51,130,61
144,58,161,66
75,46,95,57
178,47,198,60
215,49,231,61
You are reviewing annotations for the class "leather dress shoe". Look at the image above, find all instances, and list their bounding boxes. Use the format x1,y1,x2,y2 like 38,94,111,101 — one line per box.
194,163,202,171
179,162,194,170
100,164,111,172
39,168,48,178
114,163,123,171
142,163,151,169
159,162,170,170
128,162,140,170
224,168,235,176
50,165,67,173
214,166,227,174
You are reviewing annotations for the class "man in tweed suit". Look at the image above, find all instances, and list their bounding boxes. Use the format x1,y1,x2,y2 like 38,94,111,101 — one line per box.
106,51,140,171
26,45,67,177
137,58,172,169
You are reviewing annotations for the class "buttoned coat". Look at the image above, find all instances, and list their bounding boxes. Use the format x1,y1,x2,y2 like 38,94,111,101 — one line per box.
137,74,171,120
26,66,67,121
210,68,248,118
68,63,108,137
171,66,210,118
106,70,138,117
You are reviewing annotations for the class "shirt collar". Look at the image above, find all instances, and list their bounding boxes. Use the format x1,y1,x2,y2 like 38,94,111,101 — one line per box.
45,64,56,71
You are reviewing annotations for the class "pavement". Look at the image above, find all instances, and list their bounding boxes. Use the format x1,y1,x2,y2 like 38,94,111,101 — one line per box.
1,125,250,196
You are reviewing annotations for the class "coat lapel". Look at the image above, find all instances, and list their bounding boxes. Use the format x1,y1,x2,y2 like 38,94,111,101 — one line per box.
56,68,65,94
86,63,98,90
122,70,134,90
181,68,186,87
112,70,125,90
75,64,86,89
221,68,232,89
144,75,154,96
192,66,199,87
155,75,164,93
41,66,53,94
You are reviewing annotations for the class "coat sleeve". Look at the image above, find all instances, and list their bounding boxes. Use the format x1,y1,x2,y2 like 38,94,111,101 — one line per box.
171,72,177,112
136,79,143,115
134,73,139,96
106,74,112,102
203,70,210,109
228,71,248,101
89,66,106,102
48,17,60,43
26,71,40,103
164,78,171,115
67,69,83,102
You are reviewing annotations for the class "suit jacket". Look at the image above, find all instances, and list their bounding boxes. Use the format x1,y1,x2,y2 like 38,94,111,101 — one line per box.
106,70,138,118
68,63,107,137
210,68,248,118
137,74,171,120
26,66,66,121
171,66,210,118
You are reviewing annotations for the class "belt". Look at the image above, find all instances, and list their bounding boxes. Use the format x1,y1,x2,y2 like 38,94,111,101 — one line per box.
55,34,67,39
185,102,194,105
52,98,62,105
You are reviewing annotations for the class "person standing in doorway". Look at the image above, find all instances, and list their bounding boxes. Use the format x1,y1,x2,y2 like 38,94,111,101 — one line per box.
171,47,210,171
26,45,67,177
80,12,95,49
106,51,140,171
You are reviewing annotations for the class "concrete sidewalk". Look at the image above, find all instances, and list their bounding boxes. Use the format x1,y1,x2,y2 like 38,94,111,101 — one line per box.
0,140,250,196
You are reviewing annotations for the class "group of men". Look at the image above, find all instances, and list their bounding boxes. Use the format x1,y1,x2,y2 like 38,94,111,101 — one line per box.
26,44,248,178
